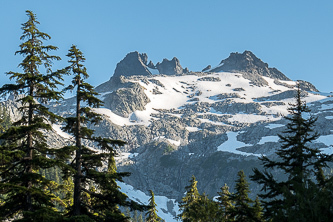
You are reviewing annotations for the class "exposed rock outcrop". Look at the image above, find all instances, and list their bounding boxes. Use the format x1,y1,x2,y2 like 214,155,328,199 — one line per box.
113,51,152,79
103,82,150,117
147,60,155,69
202,65,211,72
256,90,308,101
297,80,319,92
96,52,153,92
156,57,185,75
211,51,289,81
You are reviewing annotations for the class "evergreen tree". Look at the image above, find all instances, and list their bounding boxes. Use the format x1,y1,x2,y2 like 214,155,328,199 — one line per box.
251,84,333,221
216,183,234,221
253,196,265,222
177,175,200,221
137,213,144,222
145,190,161,222
188,193,220,222
62,45,146,221
228,170,255,222
0,10,67,221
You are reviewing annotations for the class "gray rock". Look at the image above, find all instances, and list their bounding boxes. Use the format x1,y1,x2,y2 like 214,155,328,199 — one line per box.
198,77,221,82
103,82,150,117
147,60,155,69
202,65,211,72
261,101,286,107
156,57,185,75
113,51,152,79
148,79,165,88
297,80,319,92
211,100,262,114
256,90,308,101
211,51,290,81
233,88,245,92
211,93,241,100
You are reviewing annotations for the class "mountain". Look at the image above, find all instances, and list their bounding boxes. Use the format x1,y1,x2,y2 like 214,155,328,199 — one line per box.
2,50,332,221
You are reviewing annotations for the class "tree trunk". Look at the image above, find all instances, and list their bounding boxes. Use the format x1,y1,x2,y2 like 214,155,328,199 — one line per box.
73,73,82,216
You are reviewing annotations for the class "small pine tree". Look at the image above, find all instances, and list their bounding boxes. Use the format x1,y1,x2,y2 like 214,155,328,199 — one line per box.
62,45,146,221
145,190,161,222
0,10,67,221
253,196,265,222
216,183,234,221
177,175,200,222
137,213,144,222
228,170,254,222
251,84,333,221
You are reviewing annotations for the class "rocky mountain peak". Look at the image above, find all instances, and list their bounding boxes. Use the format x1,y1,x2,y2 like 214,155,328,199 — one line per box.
211,50,290,81
156,57,187,75
112,51,152,79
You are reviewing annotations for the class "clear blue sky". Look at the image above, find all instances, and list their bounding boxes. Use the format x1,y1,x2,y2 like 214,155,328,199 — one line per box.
1,0,333,92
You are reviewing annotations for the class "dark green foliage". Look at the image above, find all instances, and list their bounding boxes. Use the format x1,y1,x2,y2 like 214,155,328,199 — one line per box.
216,183,234,221
187,193,220,222
177,175,200,221
178,176,221,221
145,190,161,222
0,10,68,221
253,196,265,222
62,45,146,221
40,167,74,213
228,170,256,222
251,84,333,221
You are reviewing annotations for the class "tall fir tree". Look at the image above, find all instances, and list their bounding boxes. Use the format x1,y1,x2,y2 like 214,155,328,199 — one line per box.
216,183,234,221
62,45,146,221
228,170,256,222
145,190,161,222
251,84,333,221
177,175,200,222
0,10,67,221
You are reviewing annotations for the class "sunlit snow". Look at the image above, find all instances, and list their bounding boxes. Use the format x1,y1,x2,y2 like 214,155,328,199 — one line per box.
186,127,201,132
258,136,280,145
228,114,281,123
118,182,179,222
52,124,72,139
265,123,284,129
217,131,261,157
153,136,181,146
93,108,136,126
